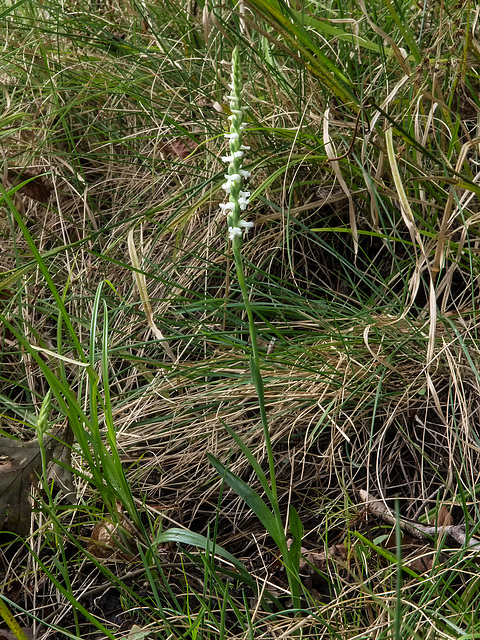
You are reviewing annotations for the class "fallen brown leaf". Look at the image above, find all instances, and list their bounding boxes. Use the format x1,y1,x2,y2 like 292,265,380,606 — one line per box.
88,504,137,559
125,624,153,640
0,435,57,535
7,169,52,203
437,505,454,527
88,520,121,558
407,551,434,574
158,138,198,159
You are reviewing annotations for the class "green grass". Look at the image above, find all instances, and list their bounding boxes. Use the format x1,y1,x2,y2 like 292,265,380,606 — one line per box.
1,0,480,638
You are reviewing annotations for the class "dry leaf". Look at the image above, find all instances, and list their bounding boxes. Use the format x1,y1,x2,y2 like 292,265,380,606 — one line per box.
7,170,52,203
158,138,198,159
437,505,454,527
88,520,120,558
0,435,57,535
406,546,435,573
407,552,434,574
88,506,137,559
329,543,348,561
124,624,153,640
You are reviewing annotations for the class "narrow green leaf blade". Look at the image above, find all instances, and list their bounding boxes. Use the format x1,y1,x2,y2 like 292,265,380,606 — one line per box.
207,453,284,547
155,527,281,609
222,422,273,501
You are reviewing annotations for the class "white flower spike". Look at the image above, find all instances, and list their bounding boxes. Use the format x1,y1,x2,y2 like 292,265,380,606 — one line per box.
219,47,254,244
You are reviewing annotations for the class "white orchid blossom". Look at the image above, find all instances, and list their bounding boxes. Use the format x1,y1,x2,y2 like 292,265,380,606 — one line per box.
219,47,254,244
228,226,243,240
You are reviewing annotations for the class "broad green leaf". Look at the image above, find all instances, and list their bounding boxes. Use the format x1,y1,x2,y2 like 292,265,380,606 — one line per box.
207,454,284,546
155,526,281,608
155,527,244,567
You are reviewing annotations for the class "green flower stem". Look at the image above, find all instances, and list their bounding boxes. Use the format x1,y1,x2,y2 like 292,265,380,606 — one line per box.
217,46,302,610
220,46,278,504
231,239,278,504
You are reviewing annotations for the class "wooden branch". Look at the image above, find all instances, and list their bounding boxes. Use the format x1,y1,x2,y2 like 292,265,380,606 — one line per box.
360,490,480,550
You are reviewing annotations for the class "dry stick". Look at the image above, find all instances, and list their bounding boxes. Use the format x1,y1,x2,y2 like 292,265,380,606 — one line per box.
360,490,480,550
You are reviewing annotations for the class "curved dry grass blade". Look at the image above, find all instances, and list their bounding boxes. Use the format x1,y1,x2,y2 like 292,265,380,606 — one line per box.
385,127,438,369
357,0,413,73
431,136,480,281
384,126,426,317
323,108,358,258
127,229,176,363
385,127,421,250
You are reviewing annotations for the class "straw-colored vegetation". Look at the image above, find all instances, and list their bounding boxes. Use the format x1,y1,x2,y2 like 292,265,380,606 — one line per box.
1,0,480,638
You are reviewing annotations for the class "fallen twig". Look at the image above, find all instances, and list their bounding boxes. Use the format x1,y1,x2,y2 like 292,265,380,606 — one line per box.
360,490,480,550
